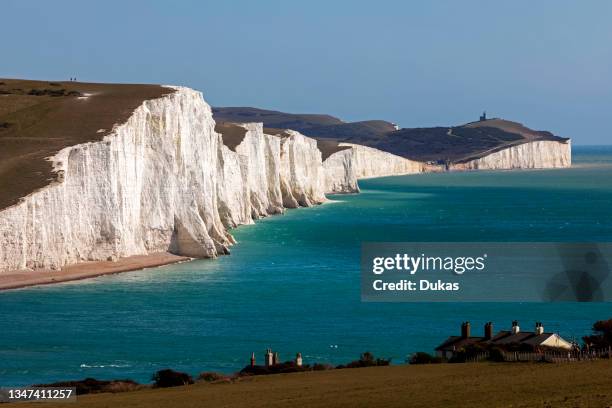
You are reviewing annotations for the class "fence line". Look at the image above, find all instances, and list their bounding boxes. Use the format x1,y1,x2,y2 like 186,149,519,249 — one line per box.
463,347,612,363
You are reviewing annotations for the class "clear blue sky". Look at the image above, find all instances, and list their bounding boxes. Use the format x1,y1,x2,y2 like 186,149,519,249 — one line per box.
2,0,611,144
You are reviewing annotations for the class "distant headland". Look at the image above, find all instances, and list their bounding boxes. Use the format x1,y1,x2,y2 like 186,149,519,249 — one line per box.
213,107,571,167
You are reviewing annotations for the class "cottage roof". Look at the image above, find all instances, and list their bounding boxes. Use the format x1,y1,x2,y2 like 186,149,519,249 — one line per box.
436,329,569,352
489,330,556,345
435,336,484,351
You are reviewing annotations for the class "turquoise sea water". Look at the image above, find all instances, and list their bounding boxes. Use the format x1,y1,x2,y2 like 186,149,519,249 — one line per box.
1,146,612,385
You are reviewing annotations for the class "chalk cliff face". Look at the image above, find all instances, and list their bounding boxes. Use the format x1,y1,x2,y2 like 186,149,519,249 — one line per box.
323,143,425,193
450,140,572,171
279,130,327,207
0,86,572,274
0,88,330,272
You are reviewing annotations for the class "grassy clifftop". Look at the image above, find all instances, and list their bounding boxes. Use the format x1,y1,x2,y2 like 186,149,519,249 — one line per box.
381,119,569,163
212,107,344,131
213,107,569,164
0,79,171,210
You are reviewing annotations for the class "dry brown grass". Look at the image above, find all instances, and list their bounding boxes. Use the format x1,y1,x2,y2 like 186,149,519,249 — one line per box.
263,127,291,137
0,78,172,210
215,122,247,151
316,139,352,160
17,360,612,408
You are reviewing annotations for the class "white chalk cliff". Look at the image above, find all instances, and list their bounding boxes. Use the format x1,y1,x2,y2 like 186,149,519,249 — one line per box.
323,143,425,193
0,87,413,273
450,140,571,170
0,86,572,274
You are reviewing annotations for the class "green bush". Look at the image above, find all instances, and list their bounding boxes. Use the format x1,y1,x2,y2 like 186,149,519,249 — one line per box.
198,371,229,382
152,369,194,388
34,378,140,395
312,363,333,371
583,318,612,348
239,361,311,377
342,352,391,368
409,352,442,364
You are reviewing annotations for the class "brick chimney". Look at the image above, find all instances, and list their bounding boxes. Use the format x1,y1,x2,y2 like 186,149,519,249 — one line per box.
295,352,303,367
484,322,493,340
265,348,273,367
535,322,544,335
511,320,520,334
461,321,471,338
